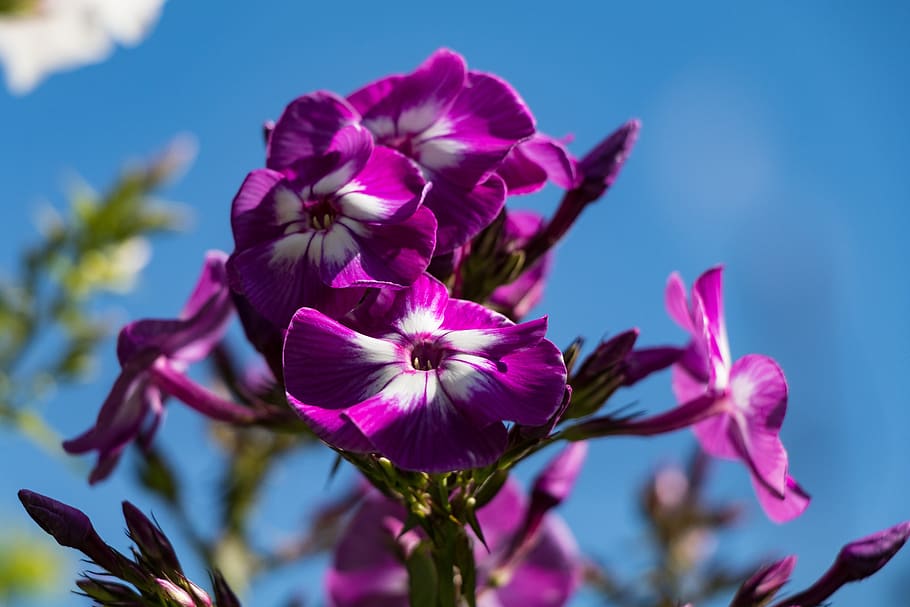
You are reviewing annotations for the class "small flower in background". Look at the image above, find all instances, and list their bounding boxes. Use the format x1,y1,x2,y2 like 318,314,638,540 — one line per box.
0,0,166,94
63,251,251,483
327,478,581,607
665,266,809,522
283,273,567,472
348,48,535,253
230,92,436,326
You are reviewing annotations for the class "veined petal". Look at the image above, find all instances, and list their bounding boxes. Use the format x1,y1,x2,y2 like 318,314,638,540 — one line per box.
665,272,694,333
335,146,427,223
267,91,360,171
438,336,566,428
284,308,401,410
356,49,466,140
753,475,810,523
693,265,731,368
337,208,437,287
344,371,508,472
311,124,375,196
229,240,363,325
347,74,404,116
425,173,506,254
230,169,289,250
419,72,535,186
436,316,547,359
180,250,230,319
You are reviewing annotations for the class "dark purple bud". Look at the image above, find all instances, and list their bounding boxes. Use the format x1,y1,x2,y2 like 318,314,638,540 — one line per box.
18,490,140,581
576,329,639,381
730,556,796,607
772,521,910,607
538,119,640,249
575,119,641,204
156,578,198,607
211,571,242,607
122,501,183,574
18,489,96,550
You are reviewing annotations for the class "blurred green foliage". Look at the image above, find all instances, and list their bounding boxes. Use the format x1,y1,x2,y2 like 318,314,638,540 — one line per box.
0,137,192,601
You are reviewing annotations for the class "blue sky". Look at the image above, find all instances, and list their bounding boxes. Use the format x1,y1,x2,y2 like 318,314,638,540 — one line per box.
1,1,909,605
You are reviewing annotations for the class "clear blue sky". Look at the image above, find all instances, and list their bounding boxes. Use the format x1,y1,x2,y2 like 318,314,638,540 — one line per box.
2,1,909,605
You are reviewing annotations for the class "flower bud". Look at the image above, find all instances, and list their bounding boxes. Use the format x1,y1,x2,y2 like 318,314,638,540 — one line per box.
156,578,197,607
123,501,183,575
211,571,242,607
730,556,796,607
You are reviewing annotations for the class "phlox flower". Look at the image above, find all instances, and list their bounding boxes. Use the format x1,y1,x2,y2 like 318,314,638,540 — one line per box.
347,48,535,253
63,251,248,483
666,266,809,522
327,478,581,607
230,92,436,326
282,273,567,472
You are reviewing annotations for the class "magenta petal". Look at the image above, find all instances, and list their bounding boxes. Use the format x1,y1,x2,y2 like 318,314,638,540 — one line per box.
420,72,534,187
437,316,547,359
498,135,577,195
267,91,360,172
754,475,810,523
384,273,450,334
284,308,399,451
347,74,404,116
342,209,437,287
356,49,466,139
425,174,506,254
441,298,511,331
230,169,290,250
345,373,508,472
693,265,731,367
665,272,694,333
335,146,428,223
438,336,566,428
180,250,230,318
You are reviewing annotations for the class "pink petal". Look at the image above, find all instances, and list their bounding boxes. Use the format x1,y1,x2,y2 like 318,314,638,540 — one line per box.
753,475,810,523
335,146,428,223
693,265,731,368
665,272,694,333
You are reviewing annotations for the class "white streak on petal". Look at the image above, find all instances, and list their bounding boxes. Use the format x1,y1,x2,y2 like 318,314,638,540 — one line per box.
313,161,358,196
338,191,393,222
416,137,466,170
413,117,453,144
365,116,396,139
398,104,441,135
353,333,402,365
269,232,312,268
439,330,498,353
321,227,359,266
397,310,442,335
438,355,496,402
274,187,303,226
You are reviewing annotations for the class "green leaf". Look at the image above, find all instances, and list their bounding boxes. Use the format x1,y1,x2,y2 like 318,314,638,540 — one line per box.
406,542,438,607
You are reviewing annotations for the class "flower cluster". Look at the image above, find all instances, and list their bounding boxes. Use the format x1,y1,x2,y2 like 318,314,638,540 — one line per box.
20,49,910,607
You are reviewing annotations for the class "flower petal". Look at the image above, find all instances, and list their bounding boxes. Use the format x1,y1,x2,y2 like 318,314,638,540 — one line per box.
230,169,292,251
753,475,810,523
436,316,547,359
355,49,466,140
425,173,506,254
665,272,694,333
344,372,508,472
441,297,512,331
438,336,566,428
284,308,401,451
498,135,577,195
417,72,535,186
266,91,360,171
693,265,731,368
335,146,428,223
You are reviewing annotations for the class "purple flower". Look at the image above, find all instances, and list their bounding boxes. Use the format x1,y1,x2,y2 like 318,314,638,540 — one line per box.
488,209,554,319
64,251,250,483
348,48,535,253
326,479,581,607
283,273,567,472
231,92,436,326
665,266,809,522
